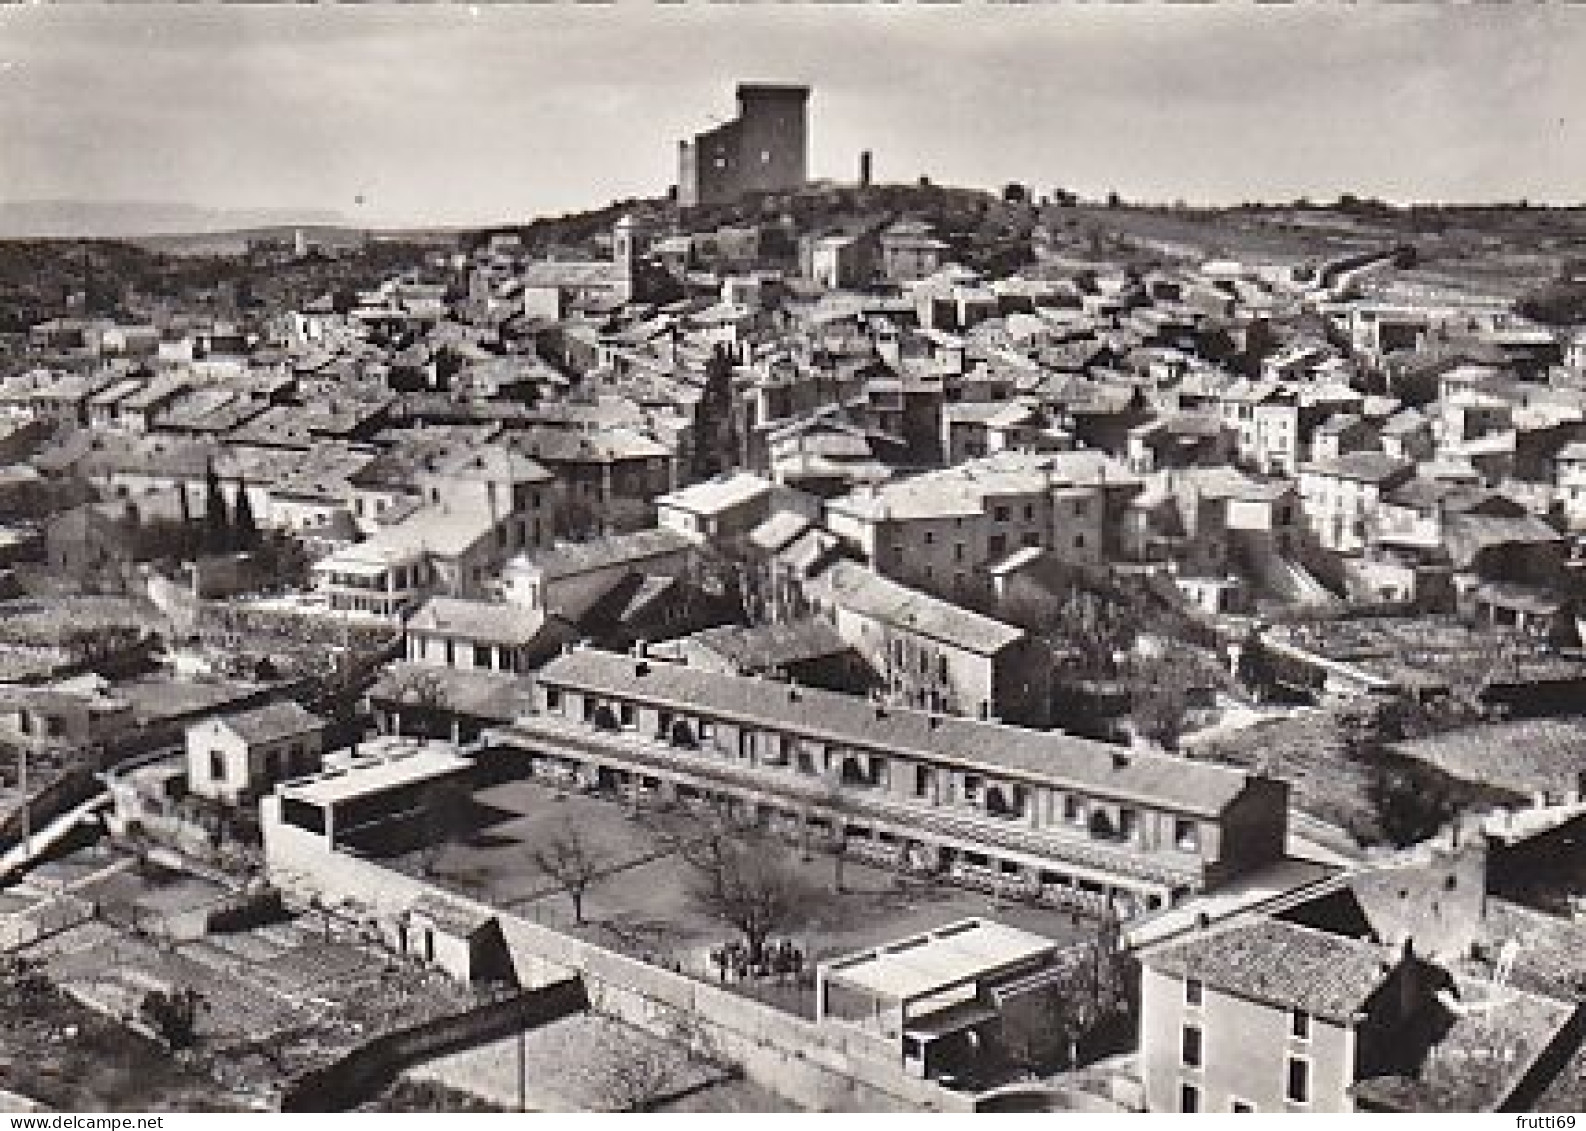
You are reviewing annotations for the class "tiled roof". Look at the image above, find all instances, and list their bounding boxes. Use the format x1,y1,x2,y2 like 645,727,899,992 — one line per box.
509,527,695,581
816,560,1025,656
207,701,325,745
656,471,773,518
681,618,851,671
1443,512,1561,569
534,647,1262,816
1303,451,1414,484
1144,918,1395,1022
407,597,548,646
828,451,1130,523
507,425,670,464
747,510,814,554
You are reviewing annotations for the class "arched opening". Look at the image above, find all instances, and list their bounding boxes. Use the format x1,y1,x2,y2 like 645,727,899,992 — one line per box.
839,756,867,787
669,719,698,749
592,704,621,733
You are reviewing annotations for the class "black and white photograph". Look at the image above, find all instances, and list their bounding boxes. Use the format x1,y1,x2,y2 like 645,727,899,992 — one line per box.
0,1,1584,1116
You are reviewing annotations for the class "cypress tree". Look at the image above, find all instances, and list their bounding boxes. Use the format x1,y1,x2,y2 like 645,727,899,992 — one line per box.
177,483,195,559
232,477,259,550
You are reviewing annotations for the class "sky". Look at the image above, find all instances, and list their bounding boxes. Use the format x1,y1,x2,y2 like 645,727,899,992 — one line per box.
0,4,1582,230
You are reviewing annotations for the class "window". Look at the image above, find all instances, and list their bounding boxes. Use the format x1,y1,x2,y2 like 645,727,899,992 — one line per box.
619,703,637,729
474,644,492,669
1291,1009,1310,1041
210,751,226,782
1185,978,1203,1006
1286,1057,1310,1104
1181,1025,1202,1069
988,533,1008,556
545,687,563,712
1175,818,1200,852
993,505,1010,522
1179,1084,1199,1114
1023,503,1034,521
924,531,935,545
1063,794,1083,825
1231,1100,1255,1113
954,543,966,563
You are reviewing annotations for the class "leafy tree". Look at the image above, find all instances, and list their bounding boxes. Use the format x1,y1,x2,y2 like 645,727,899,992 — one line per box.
1516,279,1586,327
1002,183,1028,205
388,667,453,738
253,531,311,592
998,920,1134,1073
1365,763,1456,848
0,954,55,1006
140,986,207,1050
62,623,147,673
1127,655,1195,750
693,344,739,480
532,819,606,926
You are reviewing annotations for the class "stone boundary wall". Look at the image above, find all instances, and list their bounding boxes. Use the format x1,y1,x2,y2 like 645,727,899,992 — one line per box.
280,979,589,1112
267,830,973,1112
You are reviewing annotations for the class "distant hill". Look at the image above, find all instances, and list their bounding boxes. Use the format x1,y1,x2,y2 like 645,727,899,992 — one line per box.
132,225,384,259
0,200,354,240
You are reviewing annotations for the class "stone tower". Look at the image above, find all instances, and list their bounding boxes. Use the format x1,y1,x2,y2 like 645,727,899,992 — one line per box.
677,84,810,208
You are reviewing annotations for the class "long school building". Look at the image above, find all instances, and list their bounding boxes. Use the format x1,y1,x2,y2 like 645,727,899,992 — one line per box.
487,648,1290,919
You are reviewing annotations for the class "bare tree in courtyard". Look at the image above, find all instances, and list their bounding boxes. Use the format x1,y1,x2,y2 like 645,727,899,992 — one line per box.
532,819,606,926
689,824,816,967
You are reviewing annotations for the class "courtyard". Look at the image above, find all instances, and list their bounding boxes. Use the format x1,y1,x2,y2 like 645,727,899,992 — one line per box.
388,774,1103,1013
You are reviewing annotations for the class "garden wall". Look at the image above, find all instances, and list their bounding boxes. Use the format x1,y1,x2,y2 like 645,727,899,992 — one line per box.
280,979,589,1112
266,828,973,1112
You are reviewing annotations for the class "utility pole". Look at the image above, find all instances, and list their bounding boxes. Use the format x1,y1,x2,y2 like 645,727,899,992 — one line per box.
18,744,29,865
517,1025,528,1113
